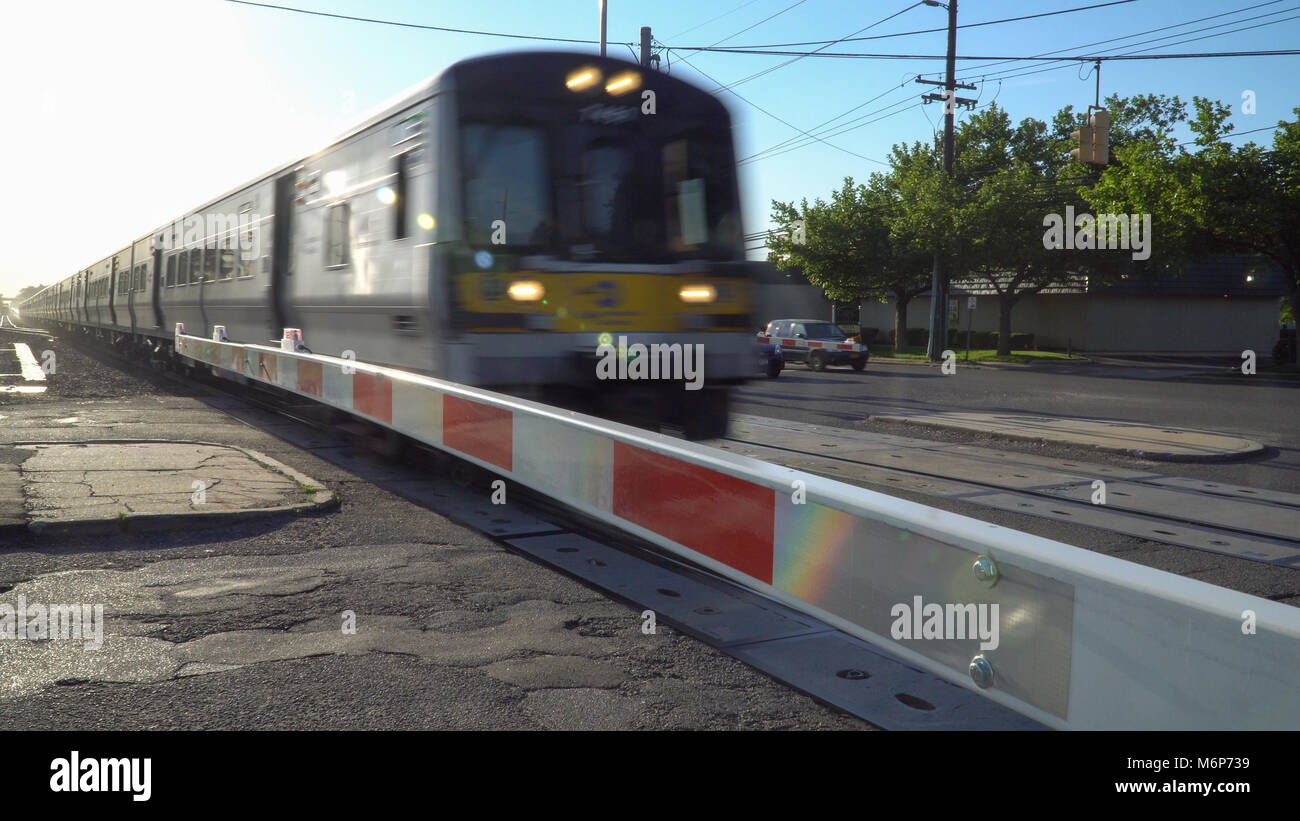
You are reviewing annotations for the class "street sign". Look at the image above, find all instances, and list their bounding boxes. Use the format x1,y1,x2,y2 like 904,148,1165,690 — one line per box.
968,296,977,310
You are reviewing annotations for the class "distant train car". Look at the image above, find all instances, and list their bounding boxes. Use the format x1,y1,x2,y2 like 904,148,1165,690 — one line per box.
19,51,753,437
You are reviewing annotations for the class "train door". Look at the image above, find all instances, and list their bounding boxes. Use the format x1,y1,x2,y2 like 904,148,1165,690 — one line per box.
152,245,165,330
109,261,118,327
270,173,295,338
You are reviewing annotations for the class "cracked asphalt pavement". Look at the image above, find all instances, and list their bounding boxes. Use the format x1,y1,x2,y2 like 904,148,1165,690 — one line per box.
0,337,866,730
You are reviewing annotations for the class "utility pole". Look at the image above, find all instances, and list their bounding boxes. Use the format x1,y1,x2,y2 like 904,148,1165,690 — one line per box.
640,26,653,67
599,0,608,57
916,0,975,361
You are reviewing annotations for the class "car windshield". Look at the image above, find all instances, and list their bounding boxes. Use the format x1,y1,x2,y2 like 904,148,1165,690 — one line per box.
803,323,848,339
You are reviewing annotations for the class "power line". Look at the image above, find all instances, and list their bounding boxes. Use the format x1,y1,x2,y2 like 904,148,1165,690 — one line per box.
739,97,923,165
687,62,892,167
951,3,1300,86
1177,124,1285,146
689,0,1140,50
667,47,1300,61
700,2,927,95
223,0,634,45
737,80,918,163
956,14,1300,88
664,0,766,40
938,0,1291,79
665,0,811,77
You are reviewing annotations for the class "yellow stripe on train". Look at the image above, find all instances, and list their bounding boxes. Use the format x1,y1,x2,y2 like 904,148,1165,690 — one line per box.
456,272,750,333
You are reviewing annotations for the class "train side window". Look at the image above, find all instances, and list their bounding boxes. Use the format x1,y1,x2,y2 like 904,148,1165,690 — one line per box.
219,233,235,279
188,248,202,284
166,255,176,287
178,250,190,285
239,204,255,270
393,152,409,240
326,202,351,268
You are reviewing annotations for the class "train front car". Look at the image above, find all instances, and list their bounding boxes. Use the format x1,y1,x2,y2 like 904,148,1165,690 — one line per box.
438,52,752,439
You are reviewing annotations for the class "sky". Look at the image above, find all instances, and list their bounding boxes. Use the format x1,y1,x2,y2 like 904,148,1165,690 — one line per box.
2,0,1297,299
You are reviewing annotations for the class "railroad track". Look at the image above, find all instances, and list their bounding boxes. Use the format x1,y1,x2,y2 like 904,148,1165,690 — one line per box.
717,419,1300,570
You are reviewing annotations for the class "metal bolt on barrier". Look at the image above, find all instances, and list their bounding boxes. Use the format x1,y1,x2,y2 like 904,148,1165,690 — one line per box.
969,655,995,689
973,555,1000,587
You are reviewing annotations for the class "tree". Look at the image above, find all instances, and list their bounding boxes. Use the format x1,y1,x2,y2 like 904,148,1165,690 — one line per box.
767,177,930,351
14,284,44,303
1085,98,1300,363
946,105,1135,355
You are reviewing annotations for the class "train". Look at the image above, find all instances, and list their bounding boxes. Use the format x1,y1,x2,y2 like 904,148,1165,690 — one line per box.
15,51,755,438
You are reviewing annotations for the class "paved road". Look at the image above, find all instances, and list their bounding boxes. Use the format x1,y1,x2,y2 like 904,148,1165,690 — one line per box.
736,357,1300,496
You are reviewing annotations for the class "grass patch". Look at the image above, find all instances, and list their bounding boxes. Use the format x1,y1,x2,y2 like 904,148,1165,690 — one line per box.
869,347,1075,363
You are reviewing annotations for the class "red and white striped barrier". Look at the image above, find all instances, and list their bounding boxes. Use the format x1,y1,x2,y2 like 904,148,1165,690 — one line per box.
175,325,1300,730
756,333,868,354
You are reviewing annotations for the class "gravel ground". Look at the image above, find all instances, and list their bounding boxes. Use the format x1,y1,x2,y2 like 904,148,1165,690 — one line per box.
0,326,177,404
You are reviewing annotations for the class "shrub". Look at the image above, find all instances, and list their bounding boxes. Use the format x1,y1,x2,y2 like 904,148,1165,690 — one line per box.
1010,332,1035,350
1275,328,1298,363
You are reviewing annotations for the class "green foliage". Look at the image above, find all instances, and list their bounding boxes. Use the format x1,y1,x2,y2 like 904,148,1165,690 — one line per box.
1084,97,1300,361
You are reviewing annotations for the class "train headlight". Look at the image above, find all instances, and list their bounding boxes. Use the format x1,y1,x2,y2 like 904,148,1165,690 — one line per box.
679,284,716,304
508,281,545,301
605,71,641,95
566,67,602,91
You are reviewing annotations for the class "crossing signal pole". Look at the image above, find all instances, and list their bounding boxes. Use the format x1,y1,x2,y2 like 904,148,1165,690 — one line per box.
916,0,976,362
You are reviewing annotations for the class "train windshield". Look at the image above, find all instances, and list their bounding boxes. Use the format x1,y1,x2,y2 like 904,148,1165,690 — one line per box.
456,65,741,263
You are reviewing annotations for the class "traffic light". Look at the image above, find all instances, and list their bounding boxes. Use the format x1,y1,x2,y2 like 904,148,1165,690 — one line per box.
1070,108,1110,166
1091,108,1110,165
1070,122,1094,164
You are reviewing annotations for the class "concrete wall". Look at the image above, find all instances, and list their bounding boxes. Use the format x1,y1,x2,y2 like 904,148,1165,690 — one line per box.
782,284,1281,352
753,283,835,330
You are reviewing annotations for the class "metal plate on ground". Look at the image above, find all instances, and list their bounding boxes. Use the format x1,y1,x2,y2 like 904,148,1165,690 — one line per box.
729,632,1046,731
507,532,1047,730
388,478,565,538
507,533,827,645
